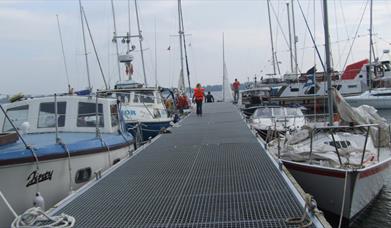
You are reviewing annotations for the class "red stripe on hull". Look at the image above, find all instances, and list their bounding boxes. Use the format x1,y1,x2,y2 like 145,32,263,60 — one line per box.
283,161,346,178
283,158,391,179
359,158,391,179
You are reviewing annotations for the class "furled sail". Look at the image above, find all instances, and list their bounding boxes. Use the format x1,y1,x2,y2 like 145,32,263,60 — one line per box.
223,56,233,102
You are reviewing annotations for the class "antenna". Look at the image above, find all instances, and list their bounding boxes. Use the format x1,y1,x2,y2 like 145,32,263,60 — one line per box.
56,15,71,93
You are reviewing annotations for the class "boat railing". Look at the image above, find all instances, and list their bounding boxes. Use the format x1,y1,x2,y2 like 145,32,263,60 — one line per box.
274,122,383,168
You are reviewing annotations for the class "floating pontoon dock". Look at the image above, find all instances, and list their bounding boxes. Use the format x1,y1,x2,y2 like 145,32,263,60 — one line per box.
50,103,327,227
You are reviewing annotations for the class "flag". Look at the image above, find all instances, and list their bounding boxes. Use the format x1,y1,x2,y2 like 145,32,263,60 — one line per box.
304,66,316,88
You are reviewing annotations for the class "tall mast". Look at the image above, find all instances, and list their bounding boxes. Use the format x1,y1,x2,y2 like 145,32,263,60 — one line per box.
177,0,185,91
291,0,298,76
179,0,192,97
154,18,158,88
134,0,148,86
266,0,276,75
323,0,333,125
110,0,122,81
56,15,71,92
222,33,225,101
286,2,293,73
368,0,373,91
79,0,91,90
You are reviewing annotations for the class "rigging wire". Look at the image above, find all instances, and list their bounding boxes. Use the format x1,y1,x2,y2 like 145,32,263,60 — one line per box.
297,0,326,72
82,7,109,90
341,0,369,72
56,15,71,92
270,1,291,56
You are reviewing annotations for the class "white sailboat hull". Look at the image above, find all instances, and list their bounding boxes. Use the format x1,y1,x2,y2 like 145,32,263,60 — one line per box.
282,158,391,219
0,146,130,226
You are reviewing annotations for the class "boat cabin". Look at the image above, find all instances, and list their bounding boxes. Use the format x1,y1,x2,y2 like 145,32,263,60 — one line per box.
0,95,120,135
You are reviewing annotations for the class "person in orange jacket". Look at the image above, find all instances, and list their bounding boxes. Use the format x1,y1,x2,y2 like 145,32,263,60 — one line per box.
192,83,205,116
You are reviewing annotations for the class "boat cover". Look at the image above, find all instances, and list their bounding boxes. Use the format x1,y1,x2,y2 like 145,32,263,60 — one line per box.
333,88,390,147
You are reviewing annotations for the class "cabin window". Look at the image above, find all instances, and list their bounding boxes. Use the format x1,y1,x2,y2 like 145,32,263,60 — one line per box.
38,102,66,128
77,102,104,127
110,104,119,127
3,105,29,132
348,85,357,88
325,140,351,149
75,167,92,184
290,87,299,92
133,91,155,103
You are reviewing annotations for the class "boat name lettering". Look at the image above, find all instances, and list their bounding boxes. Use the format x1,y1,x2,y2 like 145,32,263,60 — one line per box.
26,170,54,187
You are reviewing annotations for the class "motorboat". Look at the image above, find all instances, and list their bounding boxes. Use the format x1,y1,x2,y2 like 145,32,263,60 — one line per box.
0,94,134,226
345,88,391,109
113,80,172,142
249,106,305,142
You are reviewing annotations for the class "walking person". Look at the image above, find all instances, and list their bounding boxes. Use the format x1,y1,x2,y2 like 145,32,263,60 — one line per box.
205,91,214,103
193,83,205,116
232,78,240,103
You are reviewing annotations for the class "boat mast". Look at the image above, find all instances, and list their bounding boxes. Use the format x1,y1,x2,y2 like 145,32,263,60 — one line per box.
323,0,333,125
368,0,373,91
179,1,192,98
286,2,293,73
177,0,186,92
110,0,122,81
222,33,225,101
154,18,158,88
78,0,91,90
134,0,148,86
291,0,298,76
266,0,276,75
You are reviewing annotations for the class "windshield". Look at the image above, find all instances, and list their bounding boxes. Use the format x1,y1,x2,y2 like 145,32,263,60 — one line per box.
255,108,272,117
133,91,155,104
286,108,303,117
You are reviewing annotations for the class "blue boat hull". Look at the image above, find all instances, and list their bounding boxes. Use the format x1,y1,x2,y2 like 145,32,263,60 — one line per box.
126,121,171,141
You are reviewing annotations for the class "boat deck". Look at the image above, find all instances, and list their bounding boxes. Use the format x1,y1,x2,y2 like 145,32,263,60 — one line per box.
51,103,325,227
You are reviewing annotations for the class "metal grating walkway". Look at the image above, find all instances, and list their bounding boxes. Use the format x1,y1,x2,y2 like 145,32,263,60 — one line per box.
52,103,319,227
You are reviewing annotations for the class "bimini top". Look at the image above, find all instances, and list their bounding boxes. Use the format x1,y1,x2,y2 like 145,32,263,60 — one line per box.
0,95,121,135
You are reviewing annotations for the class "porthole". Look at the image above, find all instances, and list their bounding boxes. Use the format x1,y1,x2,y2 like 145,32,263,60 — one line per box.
75,167,92,184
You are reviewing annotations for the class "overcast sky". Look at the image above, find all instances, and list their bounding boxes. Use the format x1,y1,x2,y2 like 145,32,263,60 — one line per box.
1,0,391,95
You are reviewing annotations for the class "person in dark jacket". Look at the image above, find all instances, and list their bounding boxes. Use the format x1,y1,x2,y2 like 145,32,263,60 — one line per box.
205,91,214,103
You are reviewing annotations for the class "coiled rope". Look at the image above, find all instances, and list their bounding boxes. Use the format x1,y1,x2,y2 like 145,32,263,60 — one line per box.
11,207,75,228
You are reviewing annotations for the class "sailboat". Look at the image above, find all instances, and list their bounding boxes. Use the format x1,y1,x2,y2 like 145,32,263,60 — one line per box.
266,0,391,222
